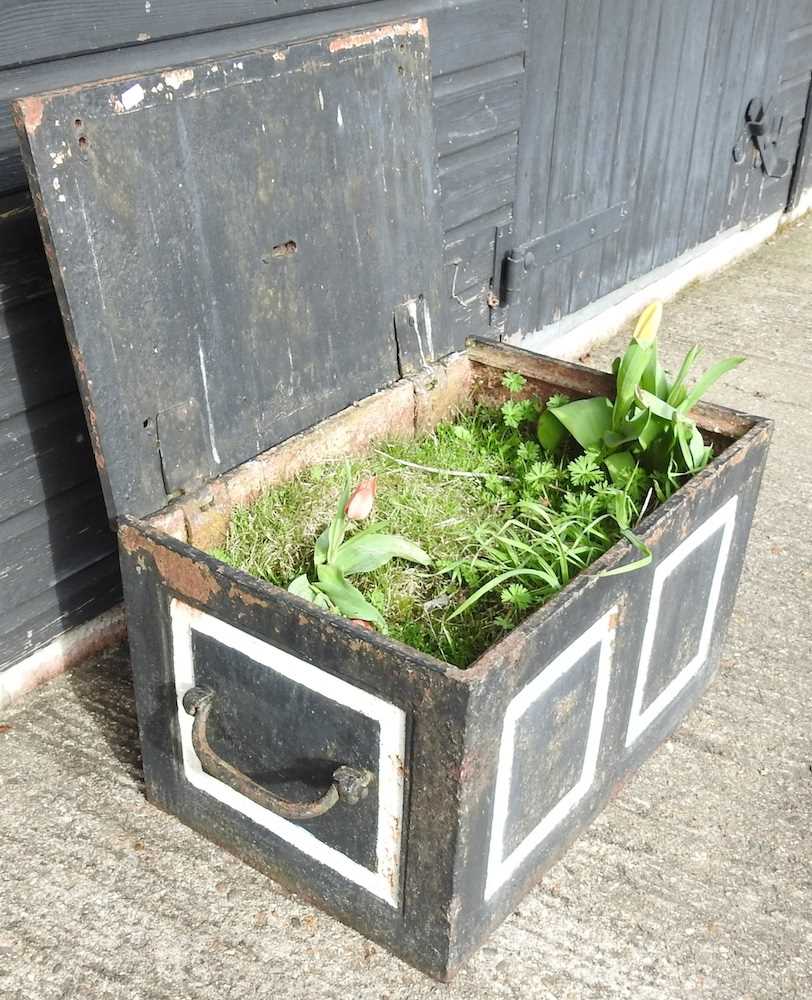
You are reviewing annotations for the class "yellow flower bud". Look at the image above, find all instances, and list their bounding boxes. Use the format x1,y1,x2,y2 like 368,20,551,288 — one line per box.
632,300,663,347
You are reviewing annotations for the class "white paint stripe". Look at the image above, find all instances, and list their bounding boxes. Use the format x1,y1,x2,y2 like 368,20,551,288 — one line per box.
485,607,616,901
170,600,405,907
625,495,738,748
196,342,221,465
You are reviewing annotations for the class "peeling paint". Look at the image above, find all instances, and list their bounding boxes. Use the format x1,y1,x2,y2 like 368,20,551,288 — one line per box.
164,68,195,91
120,527,221,605
328,18,428,53
18,96,44,133
113,82,146,113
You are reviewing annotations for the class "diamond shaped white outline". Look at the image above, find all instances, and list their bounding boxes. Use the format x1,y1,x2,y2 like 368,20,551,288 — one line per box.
484,607,616,901
625,494,738,748
170,599,406,907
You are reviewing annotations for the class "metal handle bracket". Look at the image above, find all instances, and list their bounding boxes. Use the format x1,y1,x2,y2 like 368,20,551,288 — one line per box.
182,686,374,821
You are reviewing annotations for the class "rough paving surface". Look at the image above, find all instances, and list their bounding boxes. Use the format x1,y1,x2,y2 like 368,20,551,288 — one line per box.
1,218,811,1000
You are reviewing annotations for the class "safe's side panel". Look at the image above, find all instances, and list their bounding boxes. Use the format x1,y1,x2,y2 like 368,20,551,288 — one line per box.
446,419,772,970
118,519,469,978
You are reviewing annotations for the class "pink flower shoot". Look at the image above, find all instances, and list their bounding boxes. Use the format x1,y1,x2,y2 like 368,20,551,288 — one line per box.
344,476,377,520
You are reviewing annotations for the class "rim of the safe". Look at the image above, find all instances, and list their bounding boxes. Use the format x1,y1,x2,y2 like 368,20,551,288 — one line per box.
138,402,772,689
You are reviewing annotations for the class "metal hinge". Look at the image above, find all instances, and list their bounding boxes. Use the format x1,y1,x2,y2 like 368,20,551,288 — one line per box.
495,201,629,309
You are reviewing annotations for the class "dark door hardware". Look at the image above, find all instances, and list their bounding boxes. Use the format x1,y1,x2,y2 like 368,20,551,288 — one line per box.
496,202,628,308
182,686,374,821
733,98,790,179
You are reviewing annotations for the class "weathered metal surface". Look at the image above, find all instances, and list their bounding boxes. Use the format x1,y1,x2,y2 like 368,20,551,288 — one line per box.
182,686,373,821
117,342,772,979
14,21,446,522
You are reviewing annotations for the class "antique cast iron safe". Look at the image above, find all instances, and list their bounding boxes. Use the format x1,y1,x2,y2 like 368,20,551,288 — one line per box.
14,20,771,979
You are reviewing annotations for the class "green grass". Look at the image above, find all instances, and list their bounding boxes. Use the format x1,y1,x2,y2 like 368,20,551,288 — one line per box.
213,413,516,666
212,402,653,668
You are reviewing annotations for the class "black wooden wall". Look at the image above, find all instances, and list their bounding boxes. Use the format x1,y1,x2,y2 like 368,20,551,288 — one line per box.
1,0,811,673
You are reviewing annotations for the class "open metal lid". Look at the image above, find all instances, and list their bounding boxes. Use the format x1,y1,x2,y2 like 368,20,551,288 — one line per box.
14,20,446,521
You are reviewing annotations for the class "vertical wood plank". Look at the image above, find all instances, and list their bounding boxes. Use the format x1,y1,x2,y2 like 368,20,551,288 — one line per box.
511,0,567,247
625,1,689,282
534,0,602,329
724,0,782,229
699,0,759,242
597,0,663,297
676,0,736,255
749,0,801,220
653,0,715,268
567,0,635,314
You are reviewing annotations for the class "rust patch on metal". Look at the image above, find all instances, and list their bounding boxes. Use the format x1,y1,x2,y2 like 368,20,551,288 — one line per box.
228,586,269,609
328,18,428,53
17,96,45,132
148,506,188,542
119,524,220,604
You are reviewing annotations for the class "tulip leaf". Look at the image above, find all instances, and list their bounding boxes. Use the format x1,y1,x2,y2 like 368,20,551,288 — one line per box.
604,450,636,484
537,409,567,451
637,411,666,450
666,344,701,406
325,464,352,563
314,527,329,565
288,573,316,601
333,531,431,575
678,356,744,414
636,388,680,422
288,573,332,610
315,564,385,627
550,396,613,450
598,528,652,578
614,340,655,427
603,407,651,449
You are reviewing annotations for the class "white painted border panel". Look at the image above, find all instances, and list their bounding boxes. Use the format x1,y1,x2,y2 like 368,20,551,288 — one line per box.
485,607,616,901
625,495,738,748
170,599,406,907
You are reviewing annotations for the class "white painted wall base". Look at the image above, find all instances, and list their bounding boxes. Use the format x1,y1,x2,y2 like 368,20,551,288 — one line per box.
0,606,126,710
786,183,812,223
511,207,800,362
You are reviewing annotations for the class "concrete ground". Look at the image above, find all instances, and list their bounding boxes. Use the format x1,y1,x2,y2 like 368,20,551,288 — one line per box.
1,218,811,1000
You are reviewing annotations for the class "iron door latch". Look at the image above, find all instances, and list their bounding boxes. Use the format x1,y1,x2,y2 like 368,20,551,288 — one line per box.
733,98,790,179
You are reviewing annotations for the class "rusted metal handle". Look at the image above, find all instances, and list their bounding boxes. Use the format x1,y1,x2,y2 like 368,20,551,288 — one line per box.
181,686,373,821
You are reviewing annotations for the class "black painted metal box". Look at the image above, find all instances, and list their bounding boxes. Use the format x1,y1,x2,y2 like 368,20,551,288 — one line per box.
13,19,772,980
